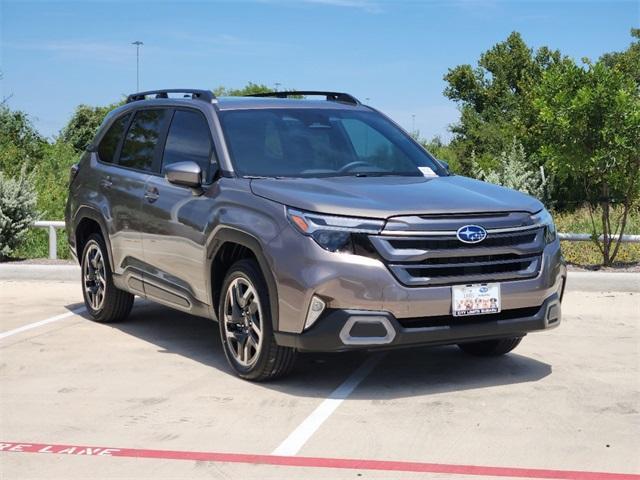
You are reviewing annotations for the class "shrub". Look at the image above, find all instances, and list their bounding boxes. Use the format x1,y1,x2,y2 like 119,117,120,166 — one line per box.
473,140,550,202
0,166,39,260
59,102,122,152
0,106,45,177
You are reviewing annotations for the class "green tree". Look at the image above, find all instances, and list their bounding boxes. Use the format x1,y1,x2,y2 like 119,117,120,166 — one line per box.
59,102,123,152
213,82,273,96
0,106,45,177
419,136,461,173
34,140,79,219
534,30,640,266
443,32,562,174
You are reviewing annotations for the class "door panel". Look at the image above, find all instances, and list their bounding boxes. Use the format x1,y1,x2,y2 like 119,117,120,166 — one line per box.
140,108,218,306
141,178,218,303
103,164,150,275
106,107,171,277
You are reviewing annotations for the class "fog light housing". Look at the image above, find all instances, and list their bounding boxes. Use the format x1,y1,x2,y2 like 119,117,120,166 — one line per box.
305,295,326,330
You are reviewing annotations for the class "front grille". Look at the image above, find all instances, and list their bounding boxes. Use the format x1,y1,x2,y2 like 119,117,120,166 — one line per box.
397,306,542,329
369,222,545,287
388,232,537,251
405,255,538,279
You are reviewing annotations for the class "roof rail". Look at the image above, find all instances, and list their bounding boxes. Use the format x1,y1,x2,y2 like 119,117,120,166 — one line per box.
126,89,216,104
248,91,360,106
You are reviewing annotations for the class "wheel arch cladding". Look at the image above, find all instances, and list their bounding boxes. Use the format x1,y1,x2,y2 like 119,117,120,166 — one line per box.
74,209,113,270
209,228,280,331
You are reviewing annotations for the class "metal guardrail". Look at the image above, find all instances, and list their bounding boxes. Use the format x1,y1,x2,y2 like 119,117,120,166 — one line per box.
30,221,640,260
558,233,640,243
32,221,65,260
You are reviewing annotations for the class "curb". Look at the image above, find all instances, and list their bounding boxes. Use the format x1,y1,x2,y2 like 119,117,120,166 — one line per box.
0,264,638,292
566,272,640,293
0,264,80,282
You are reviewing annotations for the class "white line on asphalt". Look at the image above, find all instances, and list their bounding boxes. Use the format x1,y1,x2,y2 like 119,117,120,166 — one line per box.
0,307,86,340
272,353,385,456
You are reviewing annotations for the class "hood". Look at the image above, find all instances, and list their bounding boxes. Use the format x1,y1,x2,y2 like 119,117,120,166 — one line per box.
250,175,543,219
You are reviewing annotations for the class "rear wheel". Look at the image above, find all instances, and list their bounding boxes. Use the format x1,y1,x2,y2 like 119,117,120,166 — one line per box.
81,233,134,323
219,259,296,381
458,337,523,356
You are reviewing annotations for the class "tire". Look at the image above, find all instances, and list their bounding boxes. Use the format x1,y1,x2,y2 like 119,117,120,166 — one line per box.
81,233,134,323
458,337,523,356
218,259,296,381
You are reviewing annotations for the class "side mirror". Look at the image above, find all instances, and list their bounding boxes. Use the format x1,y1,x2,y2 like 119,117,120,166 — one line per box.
165,161,202,188
437,159,450,173
85,143,97,152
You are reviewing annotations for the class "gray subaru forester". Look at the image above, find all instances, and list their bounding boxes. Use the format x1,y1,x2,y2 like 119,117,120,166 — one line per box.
65,89,566,380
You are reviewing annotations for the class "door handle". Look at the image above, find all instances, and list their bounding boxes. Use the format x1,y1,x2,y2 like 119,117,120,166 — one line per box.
100,177,113,190
144,186,159,203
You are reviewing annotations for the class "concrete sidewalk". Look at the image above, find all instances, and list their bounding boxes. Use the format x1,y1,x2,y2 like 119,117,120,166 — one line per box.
0,263,80,281
1,263,639,292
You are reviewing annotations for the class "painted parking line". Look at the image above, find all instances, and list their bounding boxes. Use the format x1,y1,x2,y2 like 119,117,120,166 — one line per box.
273,353,384,456
1,442,638,480
0,307,86,341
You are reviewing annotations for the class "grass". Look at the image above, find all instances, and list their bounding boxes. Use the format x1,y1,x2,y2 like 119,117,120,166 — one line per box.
554,206,640,267
13,227,71,260
8,206,640,268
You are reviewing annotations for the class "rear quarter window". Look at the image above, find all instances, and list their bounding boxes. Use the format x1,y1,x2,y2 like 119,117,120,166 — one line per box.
118,109,172,172
97,113,131,164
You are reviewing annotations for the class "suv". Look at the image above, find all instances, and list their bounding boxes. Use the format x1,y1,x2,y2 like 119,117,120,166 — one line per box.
66,89,566,380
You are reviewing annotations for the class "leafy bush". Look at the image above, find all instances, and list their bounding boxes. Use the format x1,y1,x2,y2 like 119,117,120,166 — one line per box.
34,141,80,218
473,140,549,202
0,167,38,259
59,103,122,152
0,106,45,177
420,136,462,173
555,206,640,266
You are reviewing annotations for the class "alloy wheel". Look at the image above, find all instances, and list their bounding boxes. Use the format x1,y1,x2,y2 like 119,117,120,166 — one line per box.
83,243,106,311
222,277,264,367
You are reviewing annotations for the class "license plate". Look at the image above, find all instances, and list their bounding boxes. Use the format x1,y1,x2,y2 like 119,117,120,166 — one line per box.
452,283,501,317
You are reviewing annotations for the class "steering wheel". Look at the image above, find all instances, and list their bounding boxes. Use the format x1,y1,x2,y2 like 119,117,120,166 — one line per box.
337,161,374,173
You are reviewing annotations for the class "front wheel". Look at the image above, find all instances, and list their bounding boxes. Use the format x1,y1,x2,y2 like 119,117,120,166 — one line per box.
458,337,523,356
219,259,296,381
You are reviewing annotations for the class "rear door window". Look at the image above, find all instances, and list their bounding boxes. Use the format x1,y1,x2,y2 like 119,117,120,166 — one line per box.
162,110,214,182
98,113,131,164
118,109,171,172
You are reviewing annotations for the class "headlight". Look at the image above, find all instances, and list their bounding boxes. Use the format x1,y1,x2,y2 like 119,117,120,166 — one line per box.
286,208,384,252
531,208,557,244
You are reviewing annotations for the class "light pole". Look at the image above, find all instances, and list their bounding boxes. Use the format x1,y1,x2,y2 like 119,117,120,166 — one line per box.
132,41,144,92
274,82,281,92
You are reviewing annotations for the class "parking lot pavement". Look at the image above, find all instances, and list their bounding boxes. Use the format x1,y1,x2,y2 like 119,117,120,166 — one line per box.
1,277,639,479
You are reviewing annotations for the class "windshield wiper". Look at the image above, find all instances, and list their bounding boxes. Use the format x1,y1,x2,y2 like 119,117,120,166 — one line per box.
350,172,421,178
243,175,284,180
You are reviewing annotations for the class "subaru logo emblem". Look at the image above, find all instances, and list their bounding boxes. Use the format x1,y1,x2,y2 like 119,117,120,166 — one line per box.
456,225,487,244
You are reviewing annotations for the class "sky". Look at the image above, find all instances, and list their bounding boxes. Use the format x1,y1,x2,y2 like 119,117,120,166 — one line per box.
0,0,637,140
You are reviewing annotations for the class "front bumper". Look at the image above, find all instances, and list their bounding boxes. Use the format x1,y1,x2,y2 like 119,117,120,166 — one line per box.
267,225,566,334
275,293,562,352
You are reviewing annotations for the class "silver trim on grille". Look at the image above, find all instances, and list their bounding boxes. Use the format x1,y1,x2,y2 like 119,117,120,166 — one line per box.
379,222,543,236
370,216,545,286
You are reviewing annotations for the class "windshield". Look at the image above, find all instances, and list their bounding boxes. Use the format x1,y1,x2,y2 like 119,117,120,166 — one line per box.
219,108,444,178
